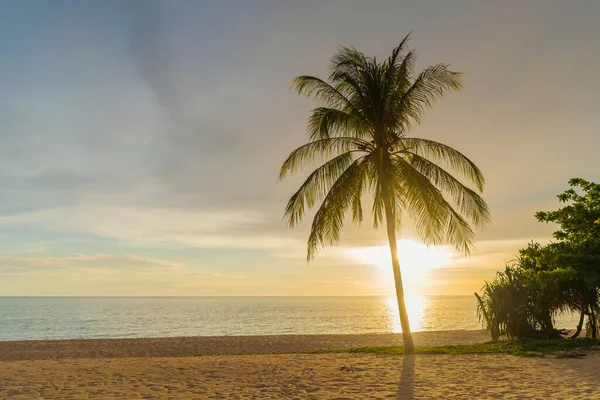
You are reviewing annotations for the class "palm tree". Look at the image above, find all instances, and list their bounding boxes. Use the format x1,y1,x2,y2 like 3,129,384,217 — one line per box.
279,34,489,354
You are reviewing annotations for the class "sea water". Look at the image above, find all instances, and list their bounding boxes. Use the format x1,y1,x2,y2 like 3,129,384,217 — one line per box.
0,296,580,341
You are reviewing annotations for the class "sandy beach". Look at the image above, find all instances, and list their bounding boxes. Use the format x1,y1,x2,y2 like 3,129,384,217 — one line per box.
0,330,490,361
1,331,599,399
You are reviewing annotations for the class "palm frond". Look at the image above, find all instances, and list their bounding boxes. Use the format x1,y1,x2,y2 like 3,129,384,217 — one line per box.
307,158,367,260
307,107,369,140
328,46,368,80
391,156,449,245
393,155,480,254
351,173,365,224
408,153,490,228
279,137,367,179
395,64,462,130
369,151,386,229
291,76,365,120
445,206,476,255
372,187,385,228
399,137,485,191
383,49,416,129
284,152,357,227
329,68,374,127
387,33,412,68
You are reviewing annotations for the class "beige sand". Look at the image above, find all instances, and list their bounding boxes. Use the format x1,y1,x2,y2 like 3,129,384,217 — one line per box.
2,352,599,399
1,332,598,399
0,330,489,361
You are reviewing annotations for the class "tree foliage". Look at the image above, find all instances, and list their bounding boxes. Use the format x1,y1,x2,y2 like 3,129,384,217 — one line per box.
476,243,574,340
477,179,600,340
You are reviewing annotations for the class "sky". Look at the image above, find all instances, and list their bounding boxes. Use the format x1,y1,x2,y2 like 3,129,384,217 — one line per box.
1,0,599,296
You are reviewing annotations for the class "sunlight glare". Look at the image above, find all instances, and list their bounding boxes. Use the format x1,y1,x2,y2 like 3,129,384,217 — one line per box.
345,240,453,331
345,239,454,330
385,294,426,332
347,239,453,289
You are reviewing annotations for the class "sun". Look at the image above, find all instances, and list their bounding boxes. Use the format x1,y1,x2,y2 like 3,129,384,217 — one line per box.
345,239,453,292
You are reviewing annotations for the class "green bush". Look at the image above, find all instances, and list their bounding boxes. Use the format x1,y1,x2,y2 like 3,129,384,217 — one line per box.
476,179,600,340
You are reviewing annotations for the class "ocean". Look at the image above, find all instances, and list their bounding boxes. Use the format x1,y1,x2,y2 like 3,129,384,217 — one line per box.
0,296,580,341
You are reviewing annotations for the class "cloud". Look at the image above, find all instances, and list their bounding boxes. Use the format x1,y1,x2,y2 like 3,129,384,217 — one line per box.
0,254,185,274
0,205,302,250
1,1,599,295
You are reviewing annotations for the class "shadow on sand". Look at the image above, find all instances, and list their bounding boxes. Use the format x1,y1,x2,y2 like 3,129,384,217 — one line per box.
396,354,415,399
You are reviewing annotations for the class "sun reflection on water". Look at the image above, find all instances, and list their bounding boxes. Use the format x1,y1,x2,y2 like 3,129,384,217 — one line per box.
385,294,426,332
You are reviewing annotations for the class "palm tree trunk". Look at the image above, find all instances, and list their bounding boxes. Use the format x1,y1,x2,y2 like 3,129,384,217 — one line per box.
383,195,415,354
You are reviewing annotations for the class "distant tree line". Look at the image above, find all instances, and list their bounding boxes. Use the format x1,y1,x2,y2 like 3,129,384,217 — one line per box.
476,178,600,340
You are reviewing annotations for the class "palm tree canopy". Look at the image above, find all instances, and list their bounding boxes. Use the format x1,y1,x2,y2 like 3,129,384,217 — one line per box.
280,34,490,260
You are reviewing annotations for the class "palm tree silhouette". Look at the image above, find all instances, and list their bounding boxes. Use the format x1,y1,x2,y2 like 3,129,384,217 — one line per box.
280,34,489,353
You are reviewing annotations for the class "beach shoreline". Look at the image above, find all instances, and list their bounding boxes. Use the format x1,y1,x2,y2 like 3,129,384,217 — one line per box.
0,329,489,361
